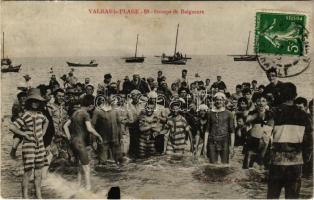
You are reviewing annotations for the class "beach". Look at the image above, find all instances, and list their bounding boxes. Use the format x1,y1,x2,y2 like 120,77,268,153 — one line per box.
1,55,313,198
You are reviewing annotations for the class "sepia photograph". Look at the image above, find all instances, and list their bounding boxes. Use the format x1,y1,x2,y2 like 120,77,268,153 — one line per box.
1,1,313,199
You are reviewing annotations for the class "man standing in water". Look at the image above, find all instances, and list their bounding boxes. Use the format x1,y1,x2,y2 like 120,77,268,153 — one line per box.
267,82,313,199
63,95,103,190
204,92,235,164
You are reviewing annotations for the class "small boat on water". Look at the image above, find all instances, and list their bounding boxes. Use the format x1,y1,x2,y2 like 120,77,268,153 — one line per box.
66,60,98,67
230,31,257,61
158,24,191,65
1,32,22,73
122,34,145,63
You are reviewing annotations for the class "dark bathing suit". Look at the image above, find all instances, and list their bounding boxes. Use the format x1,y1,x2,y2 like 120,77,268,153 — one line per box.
69,109,91,165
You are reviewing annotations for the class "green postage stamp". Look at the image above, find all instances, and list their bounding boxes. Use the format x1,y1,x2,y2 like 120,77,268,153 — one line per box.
255,12,306,56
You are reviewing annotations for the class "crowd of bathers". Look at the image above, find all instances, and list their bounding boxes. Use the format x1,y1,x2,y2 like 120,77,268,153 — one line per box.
7,67,313,198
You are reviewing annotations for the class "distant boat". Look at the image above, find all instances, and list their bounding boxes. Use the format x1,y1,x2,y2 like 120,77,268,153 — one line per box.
66,60,98,67
122,34,145,63
1,32,22,73
158,24,191,65
231,31,257,61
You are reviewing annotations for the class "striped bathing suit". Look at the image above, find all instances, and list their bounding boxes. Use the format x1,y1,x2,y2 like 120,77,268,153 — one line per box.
138,114,160,157
13,111,48,172
165,115,190,154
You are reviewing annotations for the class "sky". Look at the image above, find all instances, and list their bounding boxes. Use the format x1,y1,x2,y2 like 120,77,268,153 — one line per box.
1,1,313,57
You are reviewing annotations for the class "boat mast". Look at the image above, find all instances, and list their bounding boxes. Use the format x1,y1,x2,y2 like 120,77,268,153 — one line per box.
135,34,139,58
246,31,251,55
2,32,4,59
174,24,179,56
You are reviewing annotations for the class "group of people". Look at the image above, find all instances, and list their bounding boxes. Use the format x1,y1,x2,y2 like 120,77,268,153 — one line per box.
8,67,313,199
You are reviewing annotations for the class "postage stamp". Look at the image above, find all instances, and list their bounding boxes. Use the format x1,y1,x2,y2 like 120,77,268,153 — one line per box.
255,12,306,56
255,11,311,78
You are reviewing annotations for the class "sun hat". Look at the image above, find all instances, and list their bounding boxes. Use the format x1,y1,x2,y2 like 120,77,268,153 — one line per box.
26,88,45,102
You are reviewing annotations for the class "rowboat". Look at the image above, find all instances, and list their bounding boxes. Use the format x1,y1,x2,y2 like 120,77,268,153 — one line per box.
66,60,98,67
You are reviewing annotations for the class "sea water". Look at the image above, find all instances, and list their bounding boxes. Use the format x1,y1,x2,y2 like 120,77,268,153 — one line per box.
1,55,313,198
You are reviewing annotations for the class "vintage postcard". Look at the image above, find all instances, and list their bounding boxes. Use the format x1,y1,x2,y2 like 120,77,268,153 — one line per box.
1,1,313,199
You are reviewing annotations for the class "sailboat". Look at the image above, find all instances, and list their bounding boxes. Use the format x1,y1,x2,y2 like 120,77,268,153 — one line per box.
158,24,191,65
231,31,257,61
1,32,22,73
122,34,145,63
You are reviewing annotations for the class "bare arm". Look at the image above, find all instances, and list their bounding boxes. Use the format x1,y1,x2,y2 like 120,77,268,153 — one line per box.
9,123,33,141
85,121,103,143
163,130,170,153
63,119,72,140
203,131,209,155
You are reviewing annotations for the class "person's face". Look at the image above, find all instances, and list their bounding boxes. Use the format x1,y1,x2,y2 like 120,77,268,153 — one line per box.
232,99,238,107
179,90,187,98
182,71,187,77
256,97,267,111
244,92,252,101
259,87,264,93
19,96,27,104
206,79,210,85
55,92,64,104
133,75,139,81
150,98,157,105
86,87,94,95
217,76,221,81
191,84,196,90
158,72,162,77
87,104,95,112
171,105,180,116
214,97,224,108
236,87,242,93
111,84,118,91
85,78,90,84
162,83,168,89
295,103,306,112
52,75,56,80
104,78,111,83
267,72,277,84
199,110,206,117
31,101,40,110
45,89,52,101
131,94,140,104
145,104,155,116
171,84,177,91
252,82,257,87
237,118,244,127
239,101,248,110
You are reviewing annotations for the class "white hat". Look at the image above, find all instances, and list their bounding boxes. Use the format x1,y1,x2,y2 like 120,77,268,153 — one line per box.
147,91,158,99
214,92,226,100
198,104,209,111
